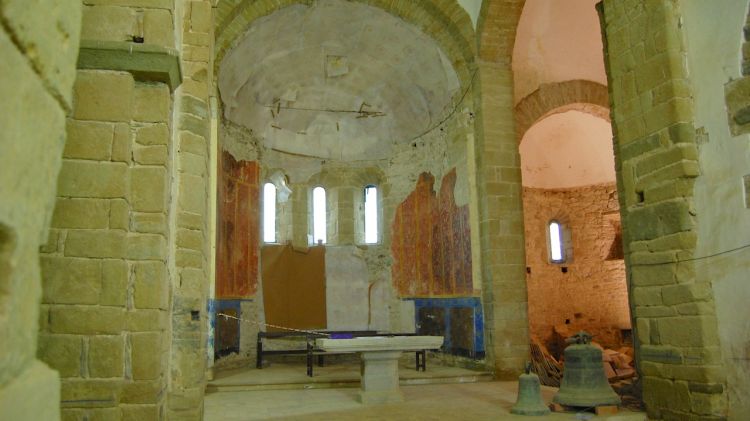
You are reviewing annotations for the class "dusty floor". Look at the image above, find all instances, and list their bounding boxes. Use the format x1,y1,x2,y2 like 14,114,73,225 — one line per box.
204,360,646,420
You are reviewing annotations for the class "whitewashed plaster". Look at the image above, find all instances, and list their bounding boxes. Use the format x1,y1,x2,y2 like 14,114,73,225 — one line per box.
682,1,750,418
218,0,460,161
512,0,606,104
519,110,615,189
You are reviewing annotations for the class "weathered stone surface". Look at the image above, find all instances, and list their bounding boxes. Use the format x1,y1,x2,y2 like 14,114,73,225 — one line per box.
134,261,167,309
179,132,206,156
657,316,721,347
127,233,167,260
133,84,170,122
101,259,128,306
134,145,168,166
0,363,61,421
81,5,136,43
65,229,127,259
41,256,101,305
143,9,175,48
111,123,132,163
89,336,124,378
52,198,110,229
130,167,167,212
64,120,113,161
38,335,82,378
125,309,168,332
61,379,121,408
122,404,159,421
135,124,169,146
50,306,126,335
109,199,129,230
131,332,162,380
58,160,128,199
176,249,203,269
72,70,134,122
120,380,163,404
176,229,203,251
178,174,206,215
180,152,206,176
132,212,167,235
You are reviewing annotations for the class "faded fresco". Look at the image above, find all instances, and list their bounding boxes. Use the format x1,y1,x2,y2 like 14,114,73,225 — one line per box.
391,169,473,297
216,152,259,298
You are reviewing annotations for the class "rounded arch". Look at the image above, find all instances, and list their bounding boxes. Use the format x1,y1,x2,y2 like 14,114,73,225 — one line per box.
214,0,478,89
514,80,610,141
476,0,526,64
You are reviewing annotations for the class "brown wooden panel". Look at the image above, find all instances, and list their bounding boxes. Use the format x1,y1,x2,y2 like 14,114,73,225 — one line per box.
261,244,326,331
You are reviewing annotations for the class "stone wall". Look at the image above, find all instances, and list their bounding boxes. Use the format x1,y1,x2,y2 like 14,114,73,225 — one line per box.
523,184,629,352
0,1,82,420
599,0,727,418
39,69,172,420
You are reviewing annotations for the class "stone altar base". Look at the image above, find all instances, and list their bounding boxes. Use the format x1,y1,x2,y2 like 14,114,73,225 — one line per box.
358,351,404,404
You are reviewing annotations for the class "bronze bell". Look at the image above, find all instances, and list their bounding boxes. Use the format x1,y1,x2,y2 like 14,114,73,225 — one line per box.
553,331,621,408
511,362,550,416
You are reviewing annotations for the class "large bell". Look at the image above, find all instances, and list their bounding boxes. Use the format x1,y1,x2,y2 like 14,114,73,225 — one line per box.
553,331,621,408
511,362,550,416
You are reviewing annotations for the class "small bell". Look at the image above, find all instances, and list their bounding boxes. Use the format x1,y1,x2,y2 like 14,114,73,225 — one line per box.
511,362,551,416
553,331,621,408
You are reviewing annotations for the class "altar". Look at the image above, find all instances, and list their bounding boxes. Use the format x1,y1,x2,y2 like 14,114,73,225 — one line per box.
315,336,444,404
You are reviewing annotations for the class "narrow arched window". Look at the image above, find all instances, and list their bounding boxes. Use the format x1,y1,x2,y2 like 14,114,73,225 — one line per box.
312,187,327,244
263,183,277,243
549,220,565,263
364,185,378,244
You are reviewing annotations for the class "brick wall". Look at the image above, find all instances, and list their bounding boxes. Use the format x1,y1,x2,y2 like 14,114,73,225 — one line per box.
523,183,629,352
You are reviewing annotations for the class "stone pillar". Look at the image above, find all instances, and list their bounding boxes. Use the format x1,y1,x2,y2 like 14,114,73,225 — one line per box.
0,1,82,419
358,351,404,405
474,61,529,379
599,0,727,418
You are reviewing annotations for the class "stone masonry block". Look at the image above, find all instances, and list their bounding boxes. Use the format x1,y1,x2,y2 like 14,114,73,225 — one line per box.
50,305,126,335
41,256,101,305
60,379,121,408
37,334,83,378
120,379,163,404
58,160,128,198
134,145,168,166
657,316,721,348
662,282,712,306
189,1,212,33
131,332,163,380
176,228,203,251
133,83,170,122
135,124,169,146
122,405,159,421
132,212,167,235
143,9,175,48
81,5,136,42
127,233,167,260
112,123,132,163
86,407,122,421
110,199,129,230
180,152,206,176
52,198,110,229
178,174,205,215
101,259,128,306
64,120,113,161
88,335,124,378
130,167,167,212
65,229,126,259
179,132,206,156
627,200,693,241
176,249,202,269
73,70,134,122
126,309,168,332
134,261,167,309
643,377,691,414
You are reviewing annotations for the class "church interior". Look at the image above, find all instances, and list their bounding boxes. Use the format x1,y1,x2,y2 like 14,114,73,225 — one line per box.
1,0,749,420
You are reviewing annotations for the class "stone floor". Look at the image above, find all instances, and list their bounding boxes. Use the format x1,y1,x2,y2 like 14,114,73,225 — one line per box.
204,360,646,420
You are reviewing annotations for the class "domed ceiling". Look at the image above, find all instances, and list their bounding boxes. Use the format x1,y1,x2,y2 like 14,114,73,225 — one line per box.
218,0,461,161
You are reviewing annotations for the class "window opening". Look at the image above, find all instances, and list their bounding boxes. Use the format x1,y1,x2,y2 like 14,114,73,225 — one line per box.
263,183,277,243
549,220,565,263
313,187,327,244
364,185,378,244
